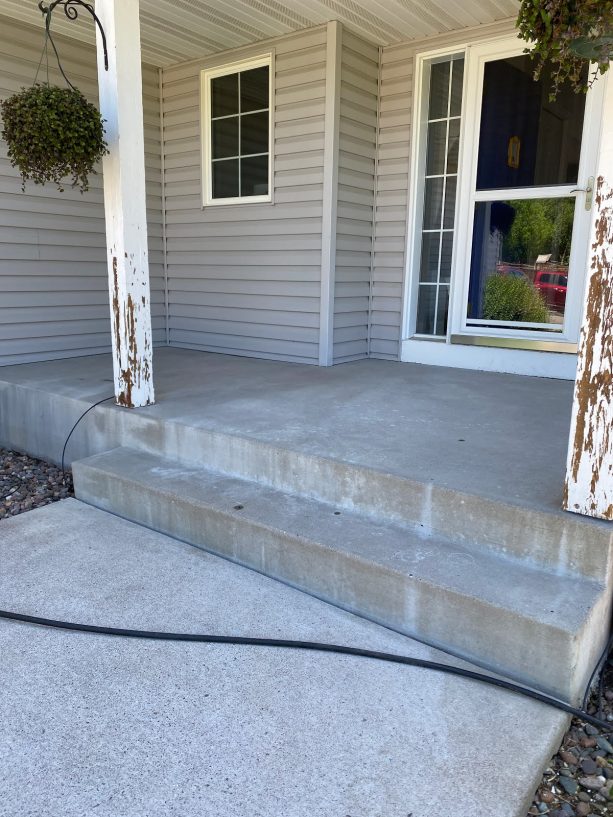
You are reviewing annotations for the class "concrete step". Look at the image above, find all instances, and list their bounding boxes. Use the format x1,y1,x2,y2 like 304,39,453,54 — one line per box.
82,403,613,581
73,445,610,703
3,375,610,581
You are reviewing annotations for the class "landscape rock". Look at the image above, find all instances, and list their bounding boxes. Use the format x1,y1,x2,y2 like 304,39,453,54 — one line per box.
578,777,606,791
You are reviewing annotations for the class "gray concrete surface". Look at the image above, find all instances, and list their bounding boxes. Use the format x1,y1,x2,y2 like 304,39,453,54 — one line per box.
0,499,567,817
0,347,576,512
73,445,609,703
1,349,610,579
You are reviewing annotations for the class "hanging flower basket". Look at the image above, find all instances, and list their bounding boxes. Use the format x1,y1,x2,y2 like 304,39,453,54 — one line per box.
517,0,613,98
0,83,108,193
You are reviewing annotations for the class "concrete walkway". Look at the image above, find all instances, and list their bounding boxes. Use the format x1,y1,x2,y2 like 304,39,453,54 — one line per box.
0,500,566,817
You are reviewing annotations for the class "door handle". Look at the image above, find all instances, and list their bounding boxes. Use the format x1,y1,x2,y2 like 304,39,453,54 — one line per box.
570,177,595,211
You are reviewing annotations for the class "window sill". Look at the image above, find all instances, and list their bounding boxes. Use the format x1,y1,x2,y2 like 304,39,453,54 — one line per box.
202,195,272,208
450,334,577,354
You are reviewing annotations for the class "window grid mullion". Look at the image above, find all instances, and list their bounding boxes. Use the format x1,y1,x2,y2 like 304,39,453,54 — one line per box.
212,152,269,162
211,106,268,122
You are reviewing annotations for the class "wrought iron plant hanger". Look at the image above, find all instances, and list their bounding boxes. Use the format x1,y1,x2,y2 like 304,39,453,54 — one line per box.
37,0,108,88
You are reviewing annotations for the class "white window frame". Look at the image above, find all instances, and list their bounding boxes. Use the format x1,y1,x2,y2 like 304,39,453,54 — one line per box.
200,53,273,207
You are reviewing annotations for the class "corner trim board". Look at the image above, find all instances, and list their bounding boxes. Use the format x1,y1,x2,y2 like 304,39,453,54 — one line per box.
319,20,342,367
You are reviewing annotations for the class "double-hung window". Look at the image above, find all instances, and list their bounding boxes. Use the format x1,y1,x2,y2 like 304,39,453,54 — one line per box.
202,55,272,205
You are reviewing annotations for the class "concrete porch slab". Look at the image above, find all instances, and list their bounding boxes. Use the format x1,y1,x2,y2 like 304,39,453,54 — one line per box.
0,499,567,817
0,346,576,515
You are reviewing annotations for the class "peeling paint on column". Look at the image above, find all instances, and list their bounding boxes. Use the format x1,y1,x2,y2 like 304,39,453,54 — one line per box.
112,259,153,409
564,176,613,520
111,255,121,360
98,0,155,410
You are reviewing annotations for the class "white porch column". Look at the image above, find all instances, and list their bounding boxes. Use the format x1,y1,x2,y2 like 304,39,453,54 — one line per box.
564,73,613,520
95,0,155,408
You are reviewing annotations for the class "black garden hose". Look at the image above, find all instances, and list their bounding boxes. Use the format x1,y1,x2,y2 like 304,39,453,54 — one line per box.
0,607,611,733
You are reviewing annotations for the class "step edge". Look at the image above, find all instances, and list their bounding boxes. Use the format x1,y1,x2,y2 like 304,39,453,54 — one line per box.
73,451,605,635
74,444,612,582
107,418,613,580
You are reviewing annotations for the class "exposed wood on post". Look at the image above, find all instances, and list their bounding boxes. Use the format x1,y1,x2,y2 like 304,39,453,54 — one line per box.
95,0,154,408
564,77,613,520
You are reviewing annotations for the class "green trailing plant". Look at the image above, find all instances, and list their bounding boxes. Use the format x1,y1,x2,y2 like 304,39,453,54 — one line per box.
517,0,613,99
0,84,108,193
482,275,549,324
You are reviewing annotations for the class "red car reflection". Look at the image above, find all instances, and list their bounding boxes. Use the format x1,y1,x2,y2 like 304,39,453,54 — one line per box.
534,270,567,313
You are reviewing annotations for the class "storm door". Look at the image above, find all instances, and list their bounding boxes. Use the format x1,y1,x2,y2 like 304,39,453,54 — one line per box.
452,39,603,348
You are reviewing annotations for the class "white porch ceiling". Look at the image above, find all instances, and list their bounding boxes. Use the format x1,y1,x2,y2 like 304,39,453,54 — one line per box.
0,0,519,66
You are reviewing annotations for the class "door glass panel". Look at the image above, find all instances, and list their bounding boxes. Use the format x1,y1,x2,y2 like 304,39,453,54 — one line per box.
420,233,440,283
447,119,461,173
449,59,464,117
429,61,451,119
426,121,448,174
423,177,444,229
415,55,464,336
467,197,574,328
477,56,586,190
440,233,453,283
443,177,456,228
416,285,437,334
435,285,450,335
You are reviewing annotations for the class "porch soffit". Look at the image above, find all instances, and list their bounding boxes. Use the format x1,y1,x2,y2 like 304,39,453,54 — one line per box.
0,0,519,67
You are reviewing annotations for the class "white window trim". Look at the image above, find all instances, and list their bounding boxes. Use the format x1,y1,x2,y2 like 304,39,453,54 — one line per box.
200,53,274,207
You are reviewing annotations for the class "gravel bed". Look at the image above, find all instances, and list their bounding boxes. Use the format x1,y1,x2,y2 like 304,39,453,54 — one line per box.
1,448,612,816
0,448,73,519
527,661,613,816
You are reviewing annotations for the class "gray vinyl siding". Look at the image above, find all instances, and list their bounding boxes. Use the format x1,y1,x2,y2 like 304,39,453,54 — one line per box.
333,30,378,364
372,19,517,360
0,15,165,367
162,27,327,365
0,17,524,370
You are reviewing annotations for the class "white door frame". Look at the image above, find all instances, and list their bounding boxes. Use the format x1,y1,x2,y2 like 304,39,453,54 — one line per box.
401,33,607,378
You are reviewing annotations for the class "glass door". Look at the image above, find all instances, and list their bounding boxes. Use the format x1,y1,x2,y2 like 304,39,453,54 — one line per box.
452,39,602,346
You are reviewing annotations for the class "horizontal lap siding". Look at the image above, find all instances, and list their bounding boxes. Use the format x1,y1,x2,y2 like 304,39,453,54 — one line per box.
0,16,165,366
163,28,327,364
333,30,378,364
